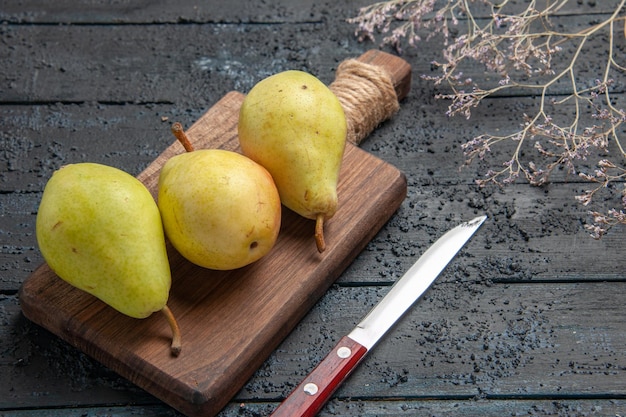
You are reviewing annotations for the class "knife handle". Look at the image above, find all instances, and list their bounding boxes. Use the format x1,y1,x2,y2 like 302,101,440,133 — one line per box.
270,336,368,417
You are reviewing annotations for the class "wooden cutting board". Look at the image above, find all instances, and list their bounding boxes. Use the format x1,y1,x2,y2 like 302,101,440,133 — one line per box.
19,50,410,417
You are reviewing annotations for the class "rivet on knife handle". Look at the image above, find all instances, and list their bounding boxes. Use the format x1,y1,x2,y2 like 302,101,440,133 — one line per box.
270,215,487,417
270,336,367,417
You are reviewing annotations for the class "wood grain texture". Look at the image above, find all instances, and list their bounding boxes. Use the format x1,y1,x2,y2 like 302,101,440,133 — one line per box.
4,173,626,288
1,0,621,24
3,399,626,417
5,281,626,408
17,53,409,416
3,2,626,417
2,11,619,106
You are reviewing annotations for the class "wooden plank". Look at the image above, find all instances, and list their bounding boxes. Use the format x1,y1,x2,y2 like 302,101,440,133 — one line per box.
289,283,626,400
360,79,626,188
1,13,622,104
347,182,626,284
2,87,624,192
4,399,626,417
4,177,626,291
236,399,626,417
0,0,373,24
5,281,626,408
0,0,620,24
0,24,366,104
0,103,179,194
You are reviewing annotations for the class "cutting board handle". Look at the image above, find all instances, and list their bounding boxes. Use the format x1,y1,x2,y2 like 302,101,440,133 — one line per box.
330,50,412,145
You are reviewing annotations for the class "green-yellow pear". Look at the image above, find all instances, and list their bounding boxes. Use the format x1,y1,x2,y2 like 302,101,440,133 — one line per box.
157,124,281,270
238,70,347,253
36,162,181,356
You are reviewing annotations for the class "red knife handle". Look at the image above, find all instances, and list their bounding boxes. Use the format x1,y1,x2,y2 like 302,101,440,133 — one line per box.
270,336,368,417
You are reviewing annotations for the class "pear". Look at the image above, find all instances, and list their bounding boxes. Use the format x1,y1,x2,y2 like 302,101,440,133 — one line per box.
36,162,181,356
238,70,347,252
157,123,281,270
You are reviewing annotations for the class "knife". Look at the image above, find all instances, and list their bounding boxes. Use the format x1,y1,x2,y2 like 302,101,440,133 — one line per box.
269,215,487,417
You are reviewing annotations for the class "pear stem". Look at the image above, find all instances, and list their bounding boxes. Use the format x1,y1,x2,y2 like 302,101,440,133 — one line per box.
171,122,195,152
161,305,182,357
315,213,326,253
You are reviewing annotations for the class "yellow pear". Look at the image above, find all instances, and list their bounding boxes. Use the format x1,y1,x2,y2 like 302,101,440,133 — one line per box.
158,124,281,270
238,70,347,252
36,162,181,356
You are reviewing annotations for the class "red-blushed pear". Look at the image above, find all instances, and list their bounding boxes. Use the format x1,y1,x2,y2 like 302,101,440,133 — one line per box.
238,70,347,253
36,163,182,356
157,123,281,271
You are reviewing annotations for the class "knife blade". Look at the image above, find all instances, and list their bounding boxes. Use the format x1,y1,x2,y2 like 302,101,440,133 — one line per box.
269,215,487,417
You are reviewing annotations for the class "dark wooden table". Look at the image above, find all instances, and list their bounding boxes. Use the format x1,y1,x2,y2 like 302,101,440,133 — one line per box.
2,1,626,416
